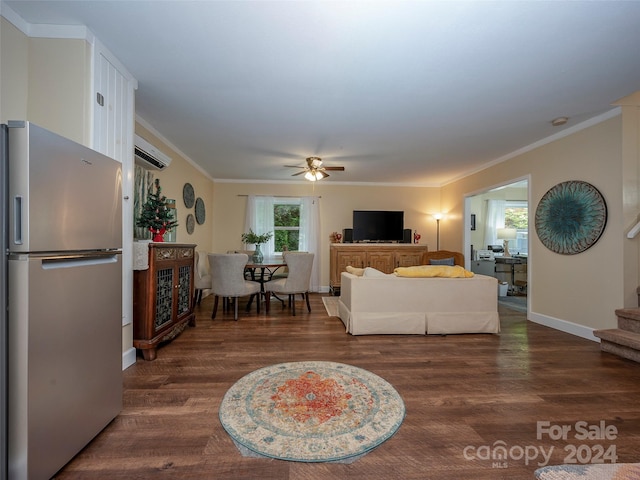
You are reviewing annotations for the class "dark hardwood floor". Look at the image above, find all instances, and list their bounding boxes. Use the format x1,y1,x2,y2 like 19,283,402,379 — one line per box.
55,294,640,480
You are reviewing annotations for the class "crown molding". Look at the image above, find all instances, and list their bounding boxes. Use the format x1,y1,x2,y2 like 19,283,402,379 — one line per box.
1,2,93,42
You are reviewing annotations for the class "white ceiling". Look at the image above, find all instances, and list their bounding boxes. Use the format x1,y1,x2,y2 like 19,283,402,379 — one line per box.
5,1,640,185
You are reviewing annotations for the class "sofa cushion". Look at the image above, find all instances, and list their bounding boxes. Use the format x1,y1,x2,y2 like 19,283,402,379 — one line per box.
363,267,389,277
346,266,391,277
429,257,455,266
394,265,474,278
346,265,365,276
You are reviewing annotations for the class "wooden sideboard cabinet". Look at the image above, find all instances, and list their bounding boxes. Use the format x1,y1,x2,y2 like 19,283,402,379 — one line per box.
329,243,429,294
133,243,196,360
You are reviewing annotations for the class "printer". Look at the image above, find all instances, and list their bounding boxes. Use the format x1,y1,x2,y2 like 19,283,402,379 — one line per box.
477,249,494,260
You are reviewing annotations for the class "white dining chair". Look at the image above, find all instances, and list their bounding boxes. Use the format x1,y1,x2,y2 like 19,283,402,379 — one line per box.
208,253,261,320
264,252,314,316
193,251,212,306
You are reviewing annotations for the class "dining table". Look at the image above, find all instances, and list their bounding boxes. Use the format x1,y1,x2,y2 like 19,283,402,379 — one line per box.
244,256,287,310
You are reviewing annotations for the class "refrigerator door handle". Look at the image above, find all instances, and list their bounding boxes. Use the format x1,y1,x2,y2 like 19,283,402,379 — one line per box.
13,195,23,245
40,252,120,270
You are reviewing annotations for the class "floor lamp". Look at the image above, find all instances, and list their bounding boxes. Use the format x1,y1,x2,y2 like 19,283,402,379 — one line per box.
433,213,443,251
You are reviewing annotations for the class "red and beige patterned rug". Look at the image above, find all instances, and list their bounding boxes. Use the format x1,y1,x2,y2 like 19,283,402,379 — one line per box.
218,361,405,463
535,463,640,479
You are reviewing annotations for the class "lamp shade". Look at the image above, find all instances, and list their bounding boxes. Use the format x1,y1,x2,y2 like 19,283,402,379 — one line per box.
496,227,517,240
304,169,327,181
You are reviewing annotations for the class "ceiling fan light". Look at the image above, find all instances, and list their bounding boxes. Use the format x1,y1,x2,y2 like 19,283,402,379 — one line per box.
303,169,327,181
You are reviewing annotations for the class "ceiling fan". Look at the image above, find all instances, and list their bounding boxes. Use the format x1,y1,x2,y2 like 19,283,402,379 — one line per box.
286,157,345,181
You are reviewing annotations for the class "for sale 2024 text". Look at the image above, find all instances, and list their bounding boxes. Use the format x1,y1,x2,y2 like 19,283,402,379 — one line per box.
537,420,618,465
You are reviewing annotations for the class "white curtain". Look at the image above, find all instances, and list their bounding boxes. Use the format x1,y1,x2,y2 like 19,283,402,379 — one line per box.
244,195,276,254
133,165,154,240
245,195,321,291
300,196,321,292
483,199,506,249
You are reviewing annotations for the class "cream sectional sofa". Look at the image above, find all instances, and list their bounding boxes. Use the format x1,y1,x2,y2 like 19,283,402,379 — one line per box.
337,270,500,335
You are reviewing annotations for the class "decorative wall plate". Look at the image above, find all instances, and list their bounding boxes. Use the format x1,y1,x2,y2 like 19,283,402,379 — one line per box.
535,180,607,255
195,197,206,225
183,183,195,208
186,213,195,234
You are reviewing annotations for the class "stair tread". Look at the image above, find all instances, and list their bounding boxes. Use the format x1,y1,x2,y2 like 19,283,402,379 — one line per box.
615,308,640,321
594,328,640,349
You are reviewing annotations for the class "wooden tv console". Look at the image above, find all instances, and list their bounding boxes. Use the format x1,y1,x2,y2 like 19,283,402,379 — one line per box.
329,243,429,295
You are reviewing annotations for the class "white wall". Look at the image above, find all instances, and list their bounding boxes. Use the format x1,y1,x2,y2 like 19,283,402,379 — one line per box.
443,115,625,336
135,121,216,253
1,16,28,122
5,14,638,342
211,182,441,290
0,17,90,141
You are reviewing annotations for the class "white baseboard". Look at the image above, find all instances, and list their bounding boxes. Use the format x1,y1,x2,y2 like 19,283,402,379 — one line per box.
122,347,137,370
528,311,600,343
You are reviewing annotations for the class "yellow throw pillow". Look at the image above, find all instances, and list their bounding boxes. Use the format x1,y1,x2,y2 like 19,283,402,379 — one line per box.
393,265,474,278
346,265,365,276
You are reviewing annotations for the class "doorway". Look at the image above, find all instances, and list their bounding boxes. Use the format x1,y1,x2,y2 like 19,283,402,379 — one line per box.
464,177,530,314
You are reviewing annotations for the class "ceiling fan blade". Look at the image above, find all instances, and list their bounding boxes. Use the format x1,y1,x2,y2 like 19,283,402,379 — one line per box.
284,165,305,169
323,166,345,171
291,170,306,176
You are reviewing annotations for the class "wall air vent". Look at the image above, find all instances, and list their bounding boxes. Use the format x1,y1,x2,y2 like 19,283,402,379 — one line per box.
134,134,172,170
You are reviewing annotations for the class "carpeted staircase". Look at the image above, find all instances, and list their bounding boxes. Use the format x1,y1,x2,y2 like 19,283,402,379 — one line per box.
594,307,640,363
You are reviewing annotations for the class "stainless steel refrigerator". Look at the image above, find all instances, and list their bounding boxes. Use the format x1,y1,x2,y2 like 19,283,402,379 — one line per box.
2,121,123,480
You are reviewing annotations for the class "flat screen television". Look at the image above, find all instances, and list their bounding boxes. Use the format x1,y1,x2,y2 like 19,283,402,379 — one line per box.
352,210,404,242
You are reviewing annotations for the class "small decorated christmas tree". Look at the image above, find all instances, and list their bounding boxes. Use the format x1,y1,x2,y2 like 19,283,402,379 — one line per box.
136,179,178,241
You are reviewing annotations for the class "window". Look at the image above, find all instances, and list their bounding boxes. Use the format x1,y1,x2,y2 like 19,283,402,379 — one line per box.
245,195,320,257
244,195,322,292
504,201,528,255
245,195,321,291
484,199,528,256
274,201,301,253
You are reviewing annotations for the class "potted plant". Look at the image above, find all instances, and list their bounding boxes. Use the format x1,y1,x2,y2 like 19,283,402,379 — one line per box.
136,179,178,242
241,229,273,263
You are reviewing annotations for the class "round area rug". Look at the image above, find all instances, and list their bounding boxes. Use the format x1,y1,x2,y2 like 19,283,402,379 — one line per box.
218,361,405,463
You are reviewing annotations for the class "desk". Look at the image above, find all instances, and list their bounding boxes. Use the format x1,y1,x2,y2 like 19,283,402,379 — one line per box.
244,257,287,309
470,259,495,277
494,256,527,293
